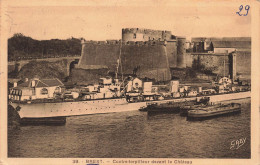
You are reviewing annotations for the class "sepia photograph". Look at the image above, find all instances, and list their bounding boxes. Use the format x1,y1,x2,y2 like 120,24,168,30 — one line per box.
0,0,259,165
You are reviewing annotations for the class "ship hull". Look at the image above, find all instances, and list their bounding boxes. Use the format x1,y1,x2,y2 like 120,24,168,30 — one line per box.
143,91,250,114
187,106,241,120
10,91,250,119
10,98,147,119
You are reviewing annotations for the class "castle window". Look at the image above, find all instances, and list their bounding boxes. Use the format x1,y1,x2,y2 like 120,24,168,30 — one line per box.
41,88,48,95
133,33,136,39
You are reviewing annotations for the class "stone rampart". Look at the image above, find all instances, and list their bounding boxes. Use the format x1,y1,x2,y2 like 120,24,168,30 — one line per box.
188,54,230,77
186,51,251,80
78,40,173,81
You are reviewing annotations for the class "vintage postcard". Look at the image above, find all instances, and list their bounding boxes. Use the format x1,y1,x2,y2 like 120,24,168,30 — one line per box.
0,0,259,165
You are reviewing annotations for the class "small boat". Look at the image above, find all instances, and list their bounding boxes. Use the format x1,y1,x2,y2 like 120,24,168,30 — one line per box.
180,104,207,116
140,100,196,113
180,97,210,116
187,103,241,120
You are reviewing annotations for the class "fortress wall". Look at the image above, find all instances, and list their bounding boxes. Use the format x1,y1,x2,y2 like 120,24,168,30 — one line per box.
70,68,109,85
78,41,172,81
185,53,193,68
188,54,230,77
235,50,251,80
187,51,251,80
79,43,120,69
78,39,251,82
190,37,251,80
120,42,171,81
166,41,177,68
176,37,186,68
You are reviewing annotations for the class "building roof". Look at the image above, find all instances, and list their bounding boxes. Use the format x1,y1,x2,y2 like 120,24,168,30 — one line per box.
191,37,251,49
17,78,64,88
211,41,251,49
40,79,64,87
192,37,251,42
18,81,29,87
8,78,21,83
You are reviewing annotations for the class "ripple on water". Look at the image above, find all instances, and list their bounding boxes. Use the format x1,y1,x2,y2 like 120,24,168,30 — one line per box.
8,99,251,158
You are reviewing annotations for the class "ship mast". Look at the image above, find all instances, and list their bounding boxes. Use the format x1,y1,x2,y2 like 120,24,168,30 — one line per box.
116,59,119,79
223,55,225,77
120,40,124,82
116,41,121,79
116,41,124,82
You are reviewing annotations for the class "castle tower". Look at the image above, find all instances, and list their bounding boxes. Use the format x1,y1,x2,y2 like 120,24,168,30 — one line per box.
229,52,237,81
122,28,174,42
122,28,145,42
162,31,174,40
176,37,186,68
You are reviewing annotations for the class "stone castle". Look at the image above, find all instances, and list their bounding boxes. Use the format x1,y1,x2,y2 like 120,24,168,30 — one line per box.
76,28,187,82
74,28,251,83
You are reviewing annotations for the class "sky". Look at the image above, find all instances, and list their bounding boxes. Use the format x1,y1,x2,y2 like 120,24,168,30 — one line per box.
6,0,251,41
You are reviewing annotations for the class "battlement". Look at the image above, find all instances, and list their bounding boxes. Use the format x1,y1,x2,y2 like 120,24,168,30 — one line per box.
122,28,172,35
81,40,173,46
122,28,175,42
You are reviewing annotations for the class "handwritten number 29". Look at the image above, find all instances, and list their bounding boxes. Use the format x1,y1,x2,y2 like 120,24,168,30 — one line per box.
237,5,250,16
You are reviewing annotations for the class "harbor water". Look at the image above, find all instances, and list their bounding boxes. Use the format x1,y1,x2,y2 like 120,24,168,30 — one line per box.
8,98,250,158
